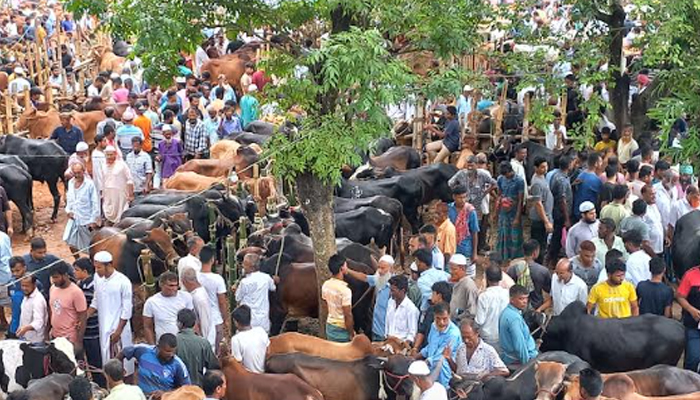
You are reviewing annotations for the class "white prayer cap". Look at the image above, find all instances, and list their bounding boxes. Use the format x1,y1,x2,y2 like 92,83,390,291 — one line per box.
161,124,173,132
449,254,468,266
379,255,395,265
75,142,89,152
94,251,113,263
409,262,418,272
248,84,258,92
175,76,186,84
408,361,431,376
110,72,119,80
14,67,24,75
463,84,474,92
122,111,135,121
104,145,117,153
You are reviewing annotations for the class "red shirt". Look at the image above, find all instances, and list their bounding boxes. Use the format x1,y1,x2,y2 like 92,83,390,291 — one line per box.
251,70,270,91
678,267,700,327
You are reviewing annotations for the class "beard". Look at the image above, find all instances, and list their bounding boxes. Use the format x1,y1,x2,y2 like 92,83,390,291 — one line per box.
375,272,392,288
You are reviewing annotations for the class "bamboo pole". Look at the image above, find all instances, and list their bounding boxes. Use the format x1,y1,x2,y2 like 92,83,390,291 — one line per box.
413,96,425,165
560,92,568,128
5,90,13,134
522,94,531,141
494,80,508,139
34,41,43,86
23,89,30,110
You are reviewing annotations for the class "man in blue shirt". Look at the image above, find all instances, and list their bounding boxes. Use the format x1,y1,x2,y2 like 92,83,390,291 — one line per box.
345,255,394,341
426,106,461,164
573,152,603,221
448,185,480,263
499,285,538,367
414,249,450,312
23,237,60,298
419,225,444,270
119,334,191,397
50,113,84,154
416,302,461,388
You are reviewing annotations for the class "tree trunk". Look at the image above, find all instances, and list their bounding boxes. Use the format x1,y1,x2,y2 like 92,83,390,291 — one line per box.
608,3,629,131
295,172,337,338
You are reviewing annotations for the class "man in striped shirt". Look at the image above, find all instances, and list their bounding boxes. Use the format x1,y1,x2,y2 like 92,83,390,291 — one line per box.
183,108,208,160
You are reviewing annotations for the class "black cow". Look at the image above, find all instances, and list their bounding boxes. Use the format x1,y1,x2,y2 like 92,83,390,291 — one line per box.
334,196,403,227
0,135,67,222
539,301,684,372
453,351,589,400
244,120,276,136
226,131,270,146
336,175,423,230
266,354,414,400
337,238,379,271
0,154,29,172
671,209,700,279
335,207,394,249
0,339,78,396
386,163,457,204
372,137,396,156
0,165,33,234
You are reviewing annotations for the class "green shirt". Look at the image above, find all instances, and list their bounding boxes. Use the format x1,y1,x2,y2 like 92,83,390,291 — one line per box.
408,280,422,311
176,328,220,386
240,95,259,128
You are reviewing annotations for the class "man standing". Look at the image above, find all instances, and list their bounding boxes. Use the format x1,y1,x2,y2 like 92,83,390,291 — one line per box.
591,219,627,270
125,137,153,196
177,236,204,289
235,253,276,334
322,254,354,342
16,275,47,343
496,161,525,260
641,184,664,257
566,201,600,258
414,249,450,312
49,262,87,346
183,107,208,160
50,112,84,154
445,319,509,378
416,302,461,388
447,185,480,265
345,255,394,341
677,264,700,372
539,259,588,316
143,272,194,344
90,251,134,377
529,156,553,263
118,335,191,398
601,185,631,233
103,359,146,400
475,266,510,352
240,85,260,129
231,305,269,373
175,309,219,385
499,285,538,367
202,370,227,400
198,246,228,352
23,237,60,297
636,257,673,317
74,258,103,386
182,269,216,348
587,259,639,318
571,240,604,291
64,163,100,257
408,361,448,400
133,102,153,153
385,275,419,346
0,227,11,327
507,240,551,311
435,203,456,259
510,144,528,200
102,146,134,224
156,125,184,181
115,112,144,156
92,134,108,196
419,225,445,270
573,153,603,218
448,254,479,320
548,156,574,262
623,230,651,287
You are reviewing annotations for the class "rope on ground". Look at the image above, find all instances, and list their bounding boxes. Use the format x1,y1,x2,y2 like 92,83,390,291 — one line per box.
1,127,310,289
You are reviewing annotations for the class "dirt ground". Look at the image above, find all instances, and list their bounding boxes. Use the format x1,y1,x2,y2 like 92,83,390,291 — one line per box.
10,182,72,260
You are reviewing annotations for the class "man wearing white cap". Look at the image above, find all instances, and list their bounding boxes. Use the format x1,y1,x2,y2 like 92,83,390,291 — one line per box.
448,254,479,320
89,251,135,376
8,67,30,96
102,146,134,224
345,254,395,340
457,84,474,128
409,360,448,400
565,201,600,258
65,141,90,181
63,163,100,257
116,111,144,157
239,84,259,129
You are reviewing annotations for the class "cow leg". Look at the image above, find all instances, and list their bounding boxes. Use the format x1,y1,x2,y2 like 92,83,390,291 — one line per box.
48,179,60,222
17,201,33,236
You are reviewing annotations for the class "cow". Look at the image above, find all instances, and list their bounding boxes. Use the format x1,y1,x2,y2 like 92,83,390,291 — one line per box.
350,146,421,180
268,333,375,361
245,121,277,136
17,107,105,144
394,163,458,204
336,175,423,231
225,131,271,146
452,352,589,400
177,158,235,178
210,139,241,160
200,44,259,94
538,362,700,400
0,338,80,397
266,353,415,400
164,172,227,191
0,164,34,234
335,207,394,249
91,45,125,72
539,301,684,372
0,154,29,171
334,195,403,247
161,385,206,400
221,357,323,400
0,135,67,222
671,210,700,279
13,374,76,400
115,213,193,256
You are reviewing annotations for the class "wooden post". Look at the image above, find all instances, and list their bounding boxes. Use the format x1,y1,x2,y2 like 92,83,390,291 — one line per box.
5,90,13,134
34,42,43,86
46,84,53,104
522,94,531,141
413,96,425,165
140,249,156,296
27,45,35,84
494,80,508,140
23,89,30,110
560,92,568,128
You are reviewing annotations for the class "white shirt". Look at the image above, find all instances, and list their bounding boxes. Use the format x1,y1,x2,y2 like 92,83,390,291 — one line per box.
510,159,528,200
91,149,106,194
654,182,675,230
625,250,652,287
545,124,567,150
550,273,588,316
19,287,47,343
191,287,216,348
385,296,419,342
194,46,210,76
91,270,134,374
231,326,269,373
474,286,509,345
644,203,664,254
143,291,194,341
177,254,202,289
420,382,448,400
9,77,31,96
87,84,101,97
670,198,700,228
235,271,276,333
199,271,226,326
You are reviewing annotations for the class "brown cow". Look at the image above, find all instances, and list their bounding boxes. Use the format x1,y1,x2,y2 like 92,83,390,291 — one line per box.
210,139,241,160
176,158,235,178
350,146,421,179
268,333,374,361
17,107,105,144
91,45,126,72
563,373,700,400
221,357,323,400
200,44,259,93
0,71,7,91
163,171,227,191
161,385,205,400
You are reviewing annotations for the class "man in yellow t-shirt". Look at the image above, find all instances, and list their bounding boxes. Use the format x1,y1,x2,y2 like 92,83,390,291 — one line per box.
587,259,639,318
321,254,354,342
